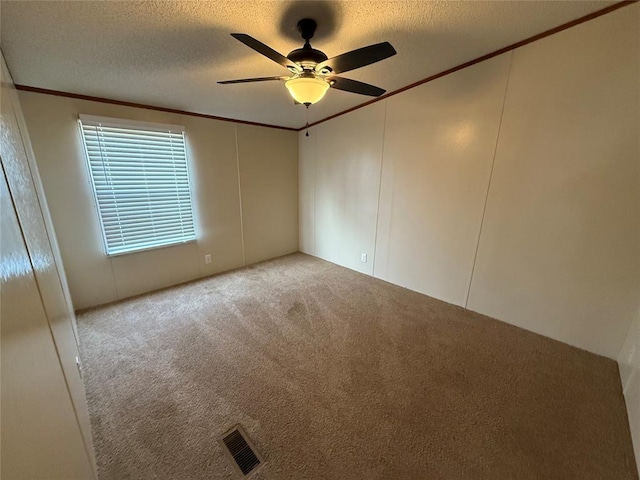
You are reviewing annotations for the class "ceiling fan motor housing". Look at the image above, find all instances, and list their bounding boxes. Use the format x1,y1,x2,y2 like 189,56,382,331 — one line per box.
287,46,327,69
287,18,328,71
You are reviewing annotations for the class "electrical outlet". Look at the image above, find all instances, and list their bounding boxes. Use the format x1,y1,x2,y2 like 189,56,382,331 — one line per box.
361,253,367,263
204,254,212,264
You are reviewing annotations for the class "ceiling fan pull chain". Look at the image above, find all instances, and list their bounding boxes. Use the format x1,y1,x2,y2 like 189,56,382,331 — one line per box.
305,105,310,137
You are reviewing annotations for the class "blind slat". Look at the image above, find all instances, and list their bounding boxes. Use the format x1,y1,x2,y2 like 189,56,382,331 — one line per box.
101,201,194,211
107,237,193,255
86,146,186,155
90,167,188,174
93,185,191,192
103,215,195,228
105,224,194,239
86,131,180,143
80,117,196,256
83,136,181,145
82,126,183,138
96,202,193,212
105,232,195,247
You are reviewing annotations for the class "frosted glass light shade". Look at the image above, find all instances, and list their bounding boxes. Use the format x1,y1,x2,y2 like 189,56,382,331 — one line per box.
285,76,329,105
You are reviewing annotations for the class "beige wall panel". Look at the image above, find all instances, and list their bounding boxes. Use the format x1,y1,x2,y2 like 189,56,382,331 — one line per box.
7,84,78,342
314,102,386,275
298,128,317,255
1,54,95,477
374,54,511,306
185,119,244,277
110,242,201,299
237,124,298,265
2,60,97,475
18,92,257,309
467,6,640,358
0,168,95,480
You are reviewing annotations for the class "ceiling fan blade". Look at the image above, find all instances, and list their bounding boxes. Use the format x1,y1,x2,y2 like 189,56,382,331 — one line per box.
316,42,396,75
218,76,288,84
230,33,301,71
328,76,386,97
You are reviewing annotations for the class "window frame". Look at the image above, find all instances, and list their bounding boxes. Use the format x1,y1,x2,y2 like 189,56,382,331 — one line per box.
78,114,197,257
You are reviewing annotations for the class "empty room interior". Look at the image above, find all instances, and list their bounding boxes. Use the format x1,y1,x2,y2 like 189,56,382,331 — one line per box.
1,1,639,479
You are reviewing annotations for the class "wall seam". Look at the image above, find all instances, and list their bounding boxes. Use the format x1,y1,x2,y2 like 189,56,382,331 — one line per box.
313,129,318,256
463,51,514,309
371,100,388,277
235,124,246,266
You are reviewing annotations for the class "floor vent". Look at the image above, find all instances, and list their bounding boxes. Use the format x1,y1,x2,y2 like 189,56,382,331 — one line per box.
219,425,264,477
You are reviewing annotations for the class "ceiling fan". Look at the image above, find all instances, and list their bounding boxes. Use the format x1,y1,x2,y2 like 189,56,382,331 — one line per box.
218,19,396,106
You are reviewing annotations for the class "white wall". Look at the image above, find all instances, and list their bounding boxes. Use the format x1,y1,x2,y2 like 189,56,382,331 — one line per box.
237,124,299,265
466,7,640,358
299,4,639,360
1,52,97,479
619,307,640,470
19,92,298,310
312,101,386,275
375,53,510,306
298,125,316,255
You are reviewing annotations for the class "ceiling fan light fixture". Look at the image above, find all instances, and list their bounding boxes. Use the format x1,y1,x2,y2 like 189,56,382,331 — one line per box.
285,76,329,105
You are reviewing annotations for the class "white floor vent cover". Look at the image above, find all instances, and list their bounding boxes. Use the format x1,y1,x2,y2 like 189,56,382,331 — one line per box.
219,425,264,477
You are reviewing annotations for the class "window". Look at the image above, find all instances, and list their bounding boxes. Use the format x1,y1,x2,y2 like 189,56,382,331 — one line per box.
79,115,196,256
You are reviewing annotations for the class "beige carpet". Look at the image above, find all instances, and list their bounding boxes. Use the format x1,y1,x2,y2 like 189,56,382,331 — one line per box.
77,253,638,479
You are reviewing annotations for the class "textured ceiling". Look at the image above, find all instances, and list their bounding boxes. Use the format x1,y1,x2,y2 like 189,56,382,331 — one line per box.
1,1,613,129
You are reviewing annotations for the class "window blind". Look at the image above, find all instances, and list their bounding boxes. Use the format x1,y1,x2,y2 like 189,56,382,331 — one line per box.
79,115,196,256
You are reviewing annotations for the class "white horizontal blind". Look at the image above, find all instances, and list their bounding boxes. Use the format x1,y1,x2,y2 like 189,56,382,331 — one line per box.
79,115,196,256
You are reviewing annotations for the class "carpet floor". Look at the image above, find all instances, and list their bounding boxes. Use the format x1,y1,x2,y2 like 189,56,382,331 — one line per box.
77,253,638,479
